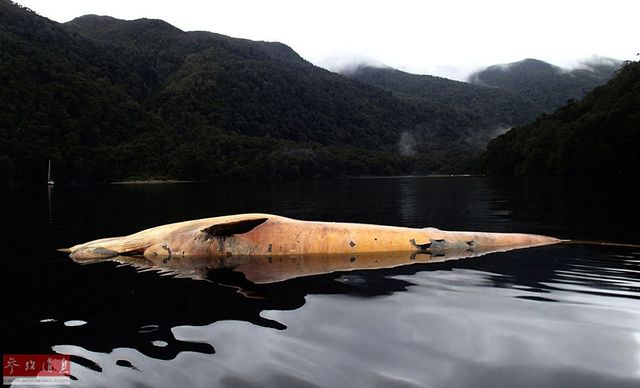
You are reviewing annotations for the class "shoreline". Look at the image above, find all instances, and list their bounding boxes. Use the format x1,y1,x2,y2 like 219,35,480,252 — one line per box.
110,180,201,185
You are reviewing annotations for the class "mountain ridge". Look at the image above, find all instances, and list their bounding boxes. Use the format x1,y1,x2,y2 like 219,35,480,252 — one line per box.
481,60,639,176
468,57,621,112
0,1,627,185
343,65,541,130
1,2,421,183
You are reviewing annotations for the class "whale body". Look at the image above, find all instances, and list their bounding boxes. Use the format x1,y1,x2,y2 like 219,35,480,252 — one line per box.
63,213,561,261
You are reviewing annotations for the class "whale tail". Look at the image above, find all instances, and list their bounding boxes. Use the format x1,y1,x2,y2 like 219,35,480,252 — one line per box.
418,228,561,251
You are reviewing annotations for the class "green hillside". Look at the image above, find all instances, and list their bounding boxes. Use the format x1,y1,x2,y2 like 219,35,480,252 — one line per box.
469,58,620,112
482,60,639,176
0,1,175,183
1,1,506,185
0,0,626,185
0,2,416,184
344,65,543,145
62,15,505,154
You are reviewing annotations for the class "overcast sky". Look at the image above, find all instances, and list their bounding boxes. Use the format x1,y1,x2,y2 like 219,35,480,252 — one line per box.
15,0,639,80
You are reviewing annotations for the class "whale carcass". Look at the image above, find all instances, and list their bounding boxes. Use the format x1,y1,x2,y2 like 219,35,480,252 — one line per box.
62,213,560,261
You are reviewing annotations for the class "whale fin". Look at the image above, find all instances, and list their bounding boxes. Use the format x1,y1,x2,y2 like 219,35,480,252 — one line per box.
201,217,268,237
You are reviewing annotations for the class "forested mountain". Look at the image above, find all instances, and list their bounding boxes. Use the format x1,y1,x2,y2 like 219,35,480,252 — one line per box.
482,60,639,176
64,15,411,148
0,1,493,184
0,1,416,184
0,1,175,183
469,58,621,112
0,0,626,185
63,15,509,156
344,66,543,144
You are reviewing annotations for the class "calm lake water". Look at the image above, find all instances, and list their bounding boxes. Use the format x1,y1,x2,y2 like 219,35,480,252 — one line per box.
2,176,640,387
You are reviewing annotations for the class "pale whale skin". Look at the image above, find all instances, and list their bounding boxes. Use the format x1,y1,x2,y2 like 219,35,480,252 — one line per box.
64,213,561,261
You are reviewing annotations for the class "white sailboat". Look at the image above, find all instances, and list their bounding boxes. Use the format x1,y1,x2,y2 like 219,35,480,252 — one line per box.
47,160,55,185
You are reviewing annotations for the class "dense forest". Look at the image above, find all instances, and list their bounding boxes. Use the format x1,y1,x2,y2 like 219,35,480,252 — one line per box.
482,60,639,176
349,59,619,128
0,1,414,184
0,1,625,185
345,66,541,146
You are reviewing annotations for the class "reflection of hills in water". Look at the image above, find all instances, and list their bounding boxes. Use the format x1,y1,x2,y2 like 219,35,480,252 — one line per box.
71,244,540,285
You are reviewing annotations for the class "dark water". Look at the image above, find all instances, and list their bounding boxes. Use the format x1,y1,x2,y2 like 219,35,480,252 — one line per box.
2,176,639,387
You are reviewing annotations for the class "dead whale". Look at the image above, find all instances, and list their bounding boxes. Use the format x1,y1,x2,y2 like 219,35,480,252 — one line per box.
62,213,560,261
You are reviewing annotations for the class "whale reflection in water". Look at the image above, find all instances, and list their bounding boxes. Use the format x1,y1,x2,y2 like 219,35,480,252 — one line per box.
70,244,541,285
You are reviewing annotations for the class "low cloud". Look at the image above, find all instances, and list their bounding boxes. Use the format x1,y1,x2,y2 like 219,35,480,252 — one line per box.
397,131,417,157
315,54,390,75
465,125,511,148
568,55,623,73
